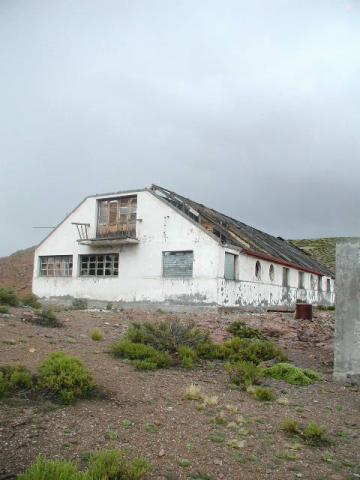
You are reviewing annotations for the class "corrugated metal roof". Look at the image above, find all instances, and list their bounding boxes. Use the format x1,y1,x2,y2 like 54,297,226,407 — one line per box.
150,185,334,278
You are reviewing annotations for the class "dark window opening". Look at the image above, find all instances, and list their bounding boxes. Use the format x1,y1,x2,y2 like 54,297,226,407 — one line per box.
282,267,289,287
255,261,262,280
80,254,118,276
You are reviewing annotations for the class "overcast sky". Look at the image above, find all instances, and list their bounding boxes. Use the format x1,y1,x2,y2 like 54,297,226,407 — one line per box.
0,0,359,257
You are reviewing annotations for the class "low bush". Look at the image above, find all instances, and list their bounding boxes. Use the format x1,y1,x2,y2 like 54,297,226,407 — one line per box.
227,320,263,339
17,450,152,480
72,298,88,310
281,419,329,446
86,450,151,480
225,360,263,388
0,365,33,397
303,421,329,446
222,337,287,365
38,352,95,404
90,329,104,341
178,345,197,369
112,340,172,369
106,302,113,310
125,319,209,354
22,294,42,309
17,456,82,480
0,288,19,306
264,362,321,386
36,308,63,328
0,305,9,314
185,384,203,400
281,418,301,435
252,387,274,401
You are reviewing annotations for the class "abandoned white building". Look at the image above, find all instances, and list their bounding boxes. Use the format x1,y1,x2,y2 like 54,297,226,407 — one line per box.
32,185,335,308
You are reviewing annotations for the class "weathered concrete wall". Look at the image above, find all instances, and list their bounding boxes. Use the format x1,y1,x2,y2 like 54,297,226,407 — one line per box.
333,240,360,384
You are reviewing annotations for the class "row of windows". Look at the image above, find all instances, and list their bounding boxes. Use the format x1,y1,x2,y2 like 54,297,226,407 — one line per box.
224,255,331,292
39,253,332,292
39,252,194,278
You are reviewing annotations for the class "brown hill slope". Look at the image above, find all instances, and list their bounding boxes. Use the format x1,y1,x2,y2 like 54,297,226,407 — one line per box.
0,246,36,295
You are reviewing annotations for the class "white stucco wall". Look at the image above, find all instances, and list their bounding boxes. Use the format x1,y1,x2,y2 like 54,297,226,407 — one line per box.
33,190,335,308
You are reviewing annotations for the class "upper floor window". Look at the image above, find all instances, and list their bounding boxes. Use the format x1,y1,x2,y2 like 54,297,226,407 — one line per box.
97,196,137,238
255,261,262,280
318,275,322,291
163,251,193,278
40,255,73,277
326,278,331,292
80,254,118,276
224,253,237,280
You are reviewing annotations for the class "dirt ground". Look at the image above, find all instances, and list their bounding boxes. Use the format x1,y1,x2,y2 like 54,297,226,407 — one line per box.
0,306,359,480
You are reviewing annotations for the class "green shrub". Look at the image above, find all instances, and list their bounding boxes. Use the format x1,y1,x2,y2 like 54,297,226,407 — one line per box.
303,421,329,445
125,320,209,354
106,302,113,310
196,342,229,360
178,346,197,369
0,365,33,396
38,352,95,404
86,450,152,480
22,294,42,309
36,308,63,328
90,329,104,341
223,337,287,364
264,362,321,386
112,340,172,369
0,288,19,306
227,320,263,339
0,305,9,314
72,298,88,310
17,456,82,480
225,361,263,387
18,450,151,480
253,387,274,401
281,418,301,435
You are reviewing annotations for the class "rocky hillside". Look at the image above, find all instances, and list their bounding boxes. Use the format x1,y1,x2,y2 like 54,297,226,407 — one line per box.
0,246,36,295
289,237,356,272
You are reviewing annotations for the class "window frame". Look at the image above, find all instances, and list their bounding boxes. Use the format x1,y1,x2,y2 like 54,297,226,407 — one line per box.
39,255,73,277
282,267,290,287
269,264,275,282
224,252,238,281
162,250,194,278
79,253,119,277
255,260,262,280
298,271,305,289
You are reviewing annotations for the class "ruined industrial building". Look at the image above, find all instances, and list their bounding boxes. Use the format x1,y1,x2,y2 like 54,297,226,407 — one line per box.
32,185,334,307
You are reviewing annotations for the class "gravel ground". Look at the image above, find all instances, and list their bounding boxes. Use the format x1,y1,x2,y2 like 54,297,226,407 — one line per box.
0,306,359,480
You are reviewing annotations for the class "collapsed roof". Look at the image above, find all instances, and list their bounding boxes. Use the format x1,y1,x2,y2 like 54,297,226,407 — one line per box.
150,185,334,278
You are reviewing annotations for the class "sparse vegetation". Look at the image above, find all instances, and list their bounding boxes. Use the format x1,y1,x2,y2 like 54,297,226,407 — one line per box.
227,320,263,339
303,421,329,446
185,384,203,401
106,302,113,310
17,450,152,480
281,419,330,446
263,362,321,385
71,298,88,310
36,308,63,328
0,365,33,397
22,294,42,309
282,418,301,435
178,345,197,369
37,352,95,404
0,305,9,314
90,328,104,341
0,288,19,306
252,387,274,401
